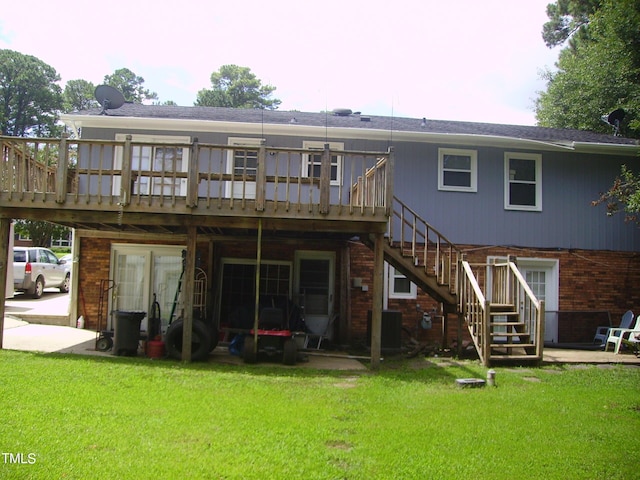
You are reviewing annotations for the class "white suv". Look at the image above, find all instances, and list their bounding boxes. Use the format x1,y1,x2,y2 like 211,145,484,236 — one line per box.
13,247,70,298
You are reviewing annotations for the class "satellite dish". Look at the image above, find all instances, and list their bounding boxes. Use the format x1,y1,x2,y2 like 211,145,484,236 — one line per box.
94,85,125,115
601,108,625,136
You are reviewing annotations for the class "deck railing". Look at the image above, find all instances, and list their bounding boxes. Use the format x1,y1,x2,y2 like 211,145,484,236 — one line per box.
1,135,393,219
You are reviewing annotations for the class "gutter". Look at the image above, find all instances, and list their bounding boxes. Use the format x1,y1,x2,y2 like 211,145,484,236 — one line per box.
59,113,639,155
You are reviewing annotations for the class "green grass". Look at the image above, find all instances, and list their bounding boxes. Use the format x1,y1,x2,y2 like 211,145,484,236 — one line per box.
0,351,638,479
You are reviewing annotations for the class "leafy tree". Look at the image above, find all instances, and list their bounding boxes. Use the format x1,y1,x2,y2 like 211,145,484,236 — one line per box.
14,220,70,248
536,0,640,137
538,0,640,223
103,68,158,104
592,164,640,224
63,79,99,112
0,49,63,137
542,0,601,48
195,64,281,110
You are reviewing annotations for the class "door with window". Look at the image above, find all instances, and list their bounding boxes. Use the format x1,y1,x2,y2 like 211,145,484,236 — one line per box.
113,134,190,197
519,261,559,343
110,245,184,333
226,137,262,199
295,251,335,338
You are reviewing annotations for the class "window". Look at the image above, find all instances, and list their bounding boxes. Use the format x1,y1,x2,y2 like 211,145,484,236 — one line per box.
302,141,343,185
438,148,477,192
387,265,417,299
114,134,190,197
504,152,542,211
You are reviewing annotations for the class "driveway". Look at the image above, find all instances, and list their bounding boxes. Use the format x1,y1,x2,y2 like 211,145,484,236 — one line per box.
4,289,71,326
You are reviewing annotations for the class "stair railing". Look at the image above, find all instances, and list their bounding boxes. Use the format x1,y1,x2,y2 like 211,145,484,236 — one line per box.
389,196,461,295
459,258,491,364
492,261,545,359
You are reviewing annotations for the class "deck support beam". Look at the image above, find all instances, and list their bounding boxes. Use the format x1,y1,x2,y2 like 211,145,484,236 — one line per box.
181,226,197,362
370,232,384,370
0,218,10,349
253,219,263,354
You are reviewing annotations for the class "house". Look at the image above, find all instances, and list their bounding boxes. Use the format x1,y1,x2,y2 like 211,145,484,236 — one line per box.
1,104,638,366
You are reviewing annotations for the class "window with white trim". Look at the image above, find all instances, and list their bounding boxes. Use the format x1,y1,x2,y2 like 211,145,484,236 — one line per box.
387,265,417,299
302,141,343,186
504,152,542,211
438,148,477,192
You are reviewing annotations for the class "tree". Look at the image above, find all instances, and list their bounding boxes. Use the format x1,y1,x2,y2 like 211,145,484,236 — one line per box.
195,65,281,110
536,0,640,138
0,49,63,137
103,68,158,104
537,0,640,224
542,0,601,48
63,79,99,112
14,220,70,248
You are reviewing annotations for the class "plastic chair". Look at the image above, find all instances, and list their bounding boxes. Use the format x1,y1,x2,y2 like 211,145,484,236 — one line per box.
605,315,640,354
594,310,633,344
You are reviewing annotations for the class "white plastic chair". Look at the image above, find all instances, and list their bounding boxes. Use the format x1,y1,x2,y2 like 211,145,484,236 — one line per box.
594,310,633,344
605,314,640,354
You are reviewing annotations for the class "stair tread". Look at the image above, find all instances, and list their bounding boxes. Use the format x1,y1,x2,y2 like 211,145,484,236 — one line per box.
490,343,536,348
490,321,526,326
489,354,542,361
491,332,530,337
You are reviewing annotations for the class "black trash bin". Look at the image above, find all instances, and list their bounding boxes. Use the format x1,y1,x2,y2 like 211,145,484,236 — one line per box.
113,310,146,356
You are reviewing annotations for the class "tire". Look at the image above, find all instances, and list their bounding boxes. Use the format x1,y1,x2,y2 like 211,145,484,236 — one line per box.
283,339,297,365
165,319,212,361
31,276,44,299
209,327,219,352
243,336,257,364
96,336,113,352
59,274,70,293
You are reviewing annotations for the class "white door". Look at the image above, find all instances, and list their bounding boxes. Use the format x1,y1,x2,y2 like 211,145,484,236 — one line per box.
295,251,335,338
110,245,184,332
225,137,262,199
519,261,559,343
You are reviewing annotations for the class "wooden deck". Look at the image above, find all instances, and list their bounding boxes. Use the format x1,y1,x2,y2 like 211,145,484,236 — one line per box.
0,135,393,235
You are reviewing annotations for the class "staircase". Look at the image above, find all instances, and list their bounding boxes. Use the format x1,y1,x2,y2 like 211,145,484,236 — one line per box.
364,196,544,366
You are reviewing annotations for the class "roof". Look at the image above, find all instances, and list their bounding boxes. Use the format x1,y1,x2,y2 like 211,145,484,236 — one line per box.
66,103,639,148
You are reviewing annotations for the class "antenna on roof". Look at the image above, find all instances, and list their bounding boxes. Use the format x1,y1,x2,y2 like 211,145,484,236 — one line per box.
94,85,125,115
600,108,625,136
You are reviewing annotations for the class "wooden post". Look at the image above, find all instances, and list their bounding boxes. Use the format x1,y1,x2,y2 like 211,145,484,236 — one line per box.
187,138,199,208
55,134,69,204
482,299,491,367
370,232,384,370
181,226,197,362
385,147,395,216
256,143,266,212
120,135,133,207
0,218,10,349
253,219,262,352
319,143,330,214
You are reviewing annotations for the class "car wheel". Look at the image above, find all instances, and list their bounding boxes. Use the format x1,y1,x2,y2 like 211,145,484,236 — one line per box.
59,274,70,293
32,276,44,299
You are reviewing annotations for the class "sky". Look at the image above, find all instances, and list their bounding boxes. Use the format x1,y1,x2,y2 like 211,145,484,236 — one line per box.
0,0,560,126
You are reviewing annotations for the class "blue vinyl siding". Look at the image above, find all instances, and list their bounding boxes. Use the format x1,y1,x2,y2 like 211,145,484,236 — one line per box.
82,127,639,252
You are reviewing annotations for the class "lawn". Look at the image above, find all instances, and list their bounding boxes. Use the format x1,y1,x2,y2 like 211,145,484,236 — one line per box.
1,350,638,479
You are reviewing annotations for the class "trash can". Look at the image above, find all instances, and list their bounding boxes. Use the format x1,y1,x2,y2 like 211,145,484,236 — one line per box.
113,310,146,356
